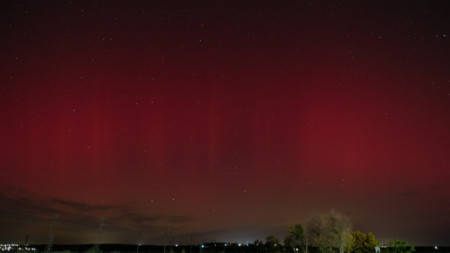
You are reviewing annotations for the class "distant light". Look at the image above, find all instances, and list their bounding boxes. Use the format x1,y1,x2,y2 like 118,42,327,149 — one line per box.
296,248,299,252
238,243,241,247
175,244,178,247
224,244,227,247
201,245,205,249
435,246,438,250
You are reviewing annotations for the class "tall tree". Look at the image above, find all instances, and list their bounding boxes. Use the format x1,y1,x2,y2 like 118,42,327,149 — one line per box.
289,224,306,252
348,231,379,253
307,213,330,253
307,210,352,253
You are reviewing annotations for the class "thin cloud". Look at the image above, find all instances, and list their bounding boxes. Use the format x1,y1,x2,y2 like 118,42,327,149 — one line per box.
0,190,197,240
51,198,116,213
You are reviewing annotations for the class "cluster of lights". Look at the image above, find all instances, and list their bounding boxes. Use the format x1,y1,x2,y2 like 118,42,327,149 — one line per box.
200,242,256,248
0,244,36,252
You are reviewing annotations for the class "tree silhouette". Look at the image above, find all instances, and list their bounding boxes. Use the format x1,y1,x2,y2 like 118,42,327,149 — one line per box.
266,235,280,249
307,210,352,253
348,231,379,253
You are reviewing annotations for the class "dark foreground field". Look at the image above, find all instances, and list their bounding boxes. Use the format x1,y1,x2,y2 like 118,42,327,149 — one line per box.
27,244,450,253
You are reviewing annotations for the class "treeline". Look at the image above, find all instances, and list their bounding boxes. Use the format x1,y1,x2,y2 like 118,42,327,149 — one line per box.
33,242,419,253
30,210,416,253
258,210,415,253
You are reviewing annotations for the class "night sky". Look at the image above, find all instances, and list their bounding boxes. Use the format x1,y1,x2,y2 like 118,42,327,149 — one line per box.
1,0,449,246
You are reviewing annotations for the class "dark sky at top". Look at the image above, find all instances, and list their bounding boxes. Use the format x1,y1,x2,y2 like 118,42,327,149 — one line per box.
1,0,449,246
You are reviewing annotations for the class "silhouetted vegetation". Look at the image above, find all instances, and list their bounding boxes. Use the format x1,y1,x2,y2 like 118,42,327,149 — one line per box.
388,240,415,253
20,210,434,253
347,231,379,253
307,210,352,253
